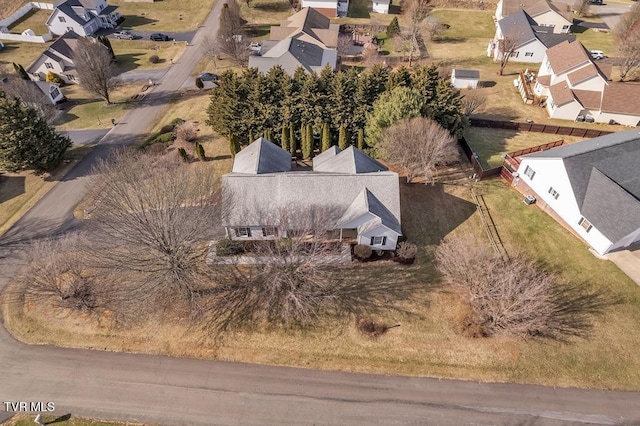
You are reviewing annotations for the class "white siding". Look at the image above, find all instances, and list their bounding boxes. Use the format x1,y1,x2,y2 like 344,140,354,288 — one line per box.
301,0,337,13
532,10,572,34
517,158,614,254
571,75,606,92
596,111,640,127
358,225,398,250
546,98,582,121
48,10,90,36
372,0,390,13
452,77,478,89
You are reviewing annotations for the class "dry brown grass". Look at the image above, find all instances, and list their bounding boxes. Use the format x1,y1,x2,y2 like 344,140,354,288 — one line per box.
0,0,29,20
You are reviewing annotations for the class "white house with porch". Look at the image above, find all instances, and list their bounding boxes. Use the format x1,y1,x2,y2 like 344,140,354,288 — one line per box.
515,130,640,255
46,0,122,36
222,138,402,251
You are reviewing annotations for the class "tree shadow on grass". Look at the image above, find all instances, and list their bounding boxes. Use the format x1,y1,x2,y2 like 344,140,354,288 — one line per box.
115,52,147,73
0,175,26,205
252,1,291,12
45,413,72,425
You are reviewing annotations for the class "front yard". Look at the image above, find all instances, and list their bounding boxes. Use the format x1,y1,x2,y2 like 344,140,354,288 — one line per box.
111,0,216,32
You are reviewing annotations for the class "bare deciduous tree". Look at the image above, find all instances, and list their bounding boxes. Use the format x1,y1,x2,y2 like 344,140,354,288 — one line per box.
574,0,590,18
175,121,198,142
337,33,353,59
614,5,640,81
498,34,519,76
435,235,611,339
216,1,249,66
461,89,487,116
424,20,445,41
401,0,431,67
88,150,221,307
0,77,58,122
74,37,120,104
378,116,458,184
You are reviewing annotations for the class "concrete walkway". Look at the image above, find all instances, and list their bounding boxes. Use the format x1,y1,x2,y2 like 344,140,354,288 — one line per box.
607,247,640,286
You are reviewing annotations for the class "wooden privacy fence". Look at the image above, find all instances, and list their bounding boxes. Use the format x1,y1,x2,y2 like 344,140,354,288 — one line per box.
469,118,613,138
458,137,502,180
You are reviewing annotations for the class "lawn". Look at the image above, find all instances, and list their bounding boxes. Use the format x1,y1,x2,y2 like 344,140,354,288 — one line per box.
110,0,216,32
0,0,29,20
6,8,49,34
0,40,52,70
112,39,186,71
54,83,144,131
464,128,586,168
5,173,640,390
240,0,294,25
0,145,92,235
573,26,615,53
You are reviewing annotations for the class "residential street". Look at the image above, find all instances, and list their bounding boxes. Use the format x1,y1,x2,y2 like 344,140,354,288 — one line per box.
1,2,640,425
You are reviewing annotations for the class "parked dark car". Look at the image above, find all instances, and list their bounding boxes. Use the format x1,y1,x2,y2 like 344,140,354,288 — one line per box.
150,33,171,41
198,72,219,82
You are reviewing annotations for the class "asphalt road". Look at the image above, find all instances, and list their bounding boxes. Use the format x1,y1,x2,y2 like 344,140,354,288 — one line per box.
1,2,640,425
590,2,631,30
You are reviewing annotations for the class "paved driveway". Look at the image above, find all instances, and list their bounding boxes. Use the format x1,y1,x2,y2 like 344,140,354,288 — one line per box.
590,2,631,30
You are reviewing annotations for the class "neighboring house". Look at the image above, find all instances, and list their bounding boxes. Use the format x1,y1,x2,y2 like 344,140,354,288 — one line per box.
451,69,480,89
488,10,575,63
222,138,402,251
531,40,640,126
27,31,81,84
0,77,65,105
46,0,121,37
372,0,391,14
301,0,348,17
248,8,339,75
515,130,640,255
495,0,573,33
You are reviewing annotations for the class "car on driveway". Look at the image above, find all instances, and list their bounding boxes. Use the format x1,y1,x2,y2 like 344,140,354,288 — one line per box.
114,30,136,40
150,33,171,41
590,50,605,60
198,72,219,82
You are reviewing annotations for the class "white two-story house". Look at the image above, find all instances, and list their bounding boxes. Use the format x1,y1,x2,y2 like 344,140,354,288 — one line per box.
495,0,573,34
46,0,122,37
27,31,81,85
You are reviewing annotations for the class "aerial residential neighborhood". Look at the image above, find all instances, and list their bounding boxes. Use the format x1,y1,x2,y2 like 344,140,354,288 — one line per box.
0,0,639,423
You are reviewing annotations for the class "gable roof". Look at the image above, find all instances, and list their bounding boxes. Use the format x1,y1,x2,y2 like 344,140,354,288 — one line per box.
313,145,341,167
452,69,480,79
47,1,90,26
566,63,600,86
270,7,338,47
549,81,575,106
498,10,574,49
232,138,292,174
525,130,640,241
601,83,640,117
500,0,572,21
49,30,81,59
572,89,601,109
313,145,388,173
337,188,402,234
536,31,576,49
545,40,591,75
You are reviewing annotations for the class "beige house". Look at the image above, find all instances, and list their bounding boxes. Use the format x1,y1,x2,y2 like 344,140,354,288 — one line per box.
495,0,573,34
27,31,81,85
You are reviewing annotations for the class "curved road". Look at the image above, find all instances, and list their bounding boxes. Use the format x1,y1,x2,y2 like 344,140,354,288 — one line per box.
1,3,640,425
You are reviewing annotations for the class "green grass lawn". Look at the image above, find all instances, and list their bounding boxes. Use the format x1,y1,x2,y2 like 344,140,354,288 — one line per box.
463,128,586,168
54,83,143,131
110,0,216,32
4,414,140,426
6,8,49,34
0,40,52,70
112,39,186,71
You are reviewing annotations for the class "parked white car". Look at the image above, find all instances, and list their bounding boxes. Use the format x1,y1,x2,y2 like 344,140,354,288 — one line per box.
590,50,605,60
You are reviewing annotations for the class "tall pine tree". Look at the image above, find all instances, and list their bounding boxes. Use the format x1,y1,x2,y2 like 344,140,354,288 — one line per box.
249,129,255,144
321,123,331,152
289,124,296,156
281,125,289,151
0,93,72,172
229,133,241,157
302,123,313,159
357,128,365,150
338,124,349,150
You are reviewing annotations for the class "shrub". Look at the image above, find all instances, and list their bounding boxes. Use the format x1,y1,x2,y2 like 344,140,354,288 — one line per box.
396,241,417,264
354,244,372,260
175,122,198,142
149,55,160,64
147,143,166,155
170,117,185,127
177,147,188,162
153,132,174,144
46,71,64,85
453,301,489,338
195,77,204,89
160,124,175,133
216,238,245,256
195,142,205,160
356,317,392,338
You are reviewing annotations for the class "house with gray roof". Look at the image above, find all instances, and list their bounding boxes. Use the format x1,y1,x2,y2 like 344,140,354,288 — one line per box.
495,0,573,34
488,10,575,63
248,8,338,75
222,138,402,250
515,130,640,255
46,0,121,37
27,31,82,85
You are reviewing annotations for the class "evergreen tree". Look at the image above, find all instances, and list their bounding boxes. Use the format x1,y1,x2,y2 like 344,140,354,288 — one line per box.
302,123,313,159
338,124,349,150
195,142,206,161
229,133,241,157
365,86,424,149
321,123,331,152
423,79,467,137
387,17,401,38
12,63,29,80
289,124,296,156
357,128,365,150
264,128,272,141
178,147,188,162
206,70,250,139
281,125,290,151
249,129,255,143
329,68,359,135
386,66,412,91
97,35,116,59
354,64,389,131
0,92,72,172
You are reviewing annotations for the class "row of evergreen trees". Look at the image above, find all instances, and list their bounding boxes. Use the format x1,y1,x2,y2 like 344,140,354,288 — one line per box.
207,64,466,153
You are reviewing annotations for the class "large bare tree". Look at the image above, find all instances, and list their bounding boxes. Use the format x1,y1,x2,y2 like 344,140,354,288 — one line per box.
400,0,431,67
614,4,640,81
460,89,487,116
88,150,221,307
0,77,58,122
74,37,120,104
215,1,249,66
378,116,458,184
435,235,610,338
497,34,519,76
574,0,590,18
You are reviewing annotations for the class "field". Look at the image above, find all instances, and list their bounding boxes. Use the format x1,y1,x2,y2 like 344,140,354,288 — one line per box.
0,0,29,20
110,0,216,32
6,8,49,34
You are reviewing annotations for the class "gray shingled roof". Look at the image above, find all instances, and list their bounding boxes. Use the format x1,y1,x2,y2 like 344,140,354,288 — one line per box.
525,130,640,242
313,145,341,167
498,10,538,48
337,188,402,234
50,2,89,26
453,69,479,79
232,137,292,174
536,32,575,49
313,146,387,173
49,31,81,59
